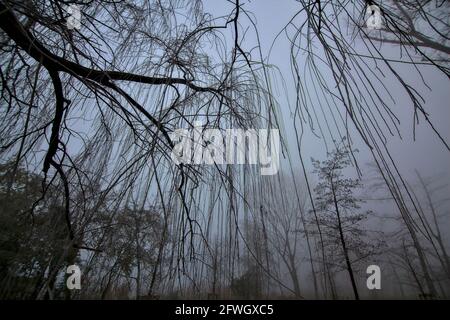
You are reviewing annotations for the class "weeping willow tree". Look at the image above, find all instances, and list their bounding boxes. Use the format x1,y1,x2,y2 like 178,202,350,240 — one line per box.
0,0,286,298
0,0,449,299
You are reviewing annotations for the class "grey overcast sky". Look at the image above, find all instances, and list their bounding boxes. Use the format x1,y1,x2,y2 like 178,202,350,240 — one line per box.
204,0,450,182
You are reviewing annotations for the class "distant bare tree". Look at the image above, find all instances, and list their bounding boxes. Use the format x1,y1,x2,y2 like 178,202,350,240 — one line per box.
311,143,382,299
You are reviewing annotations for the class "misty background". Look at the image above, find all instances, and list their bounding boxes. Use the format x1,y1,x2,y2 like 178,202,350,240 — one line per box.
0,0,449,300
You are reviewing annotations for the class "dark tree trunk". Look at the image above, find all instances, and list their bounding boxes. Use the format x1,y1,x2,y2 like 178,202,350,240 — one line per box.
331,181,359,300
